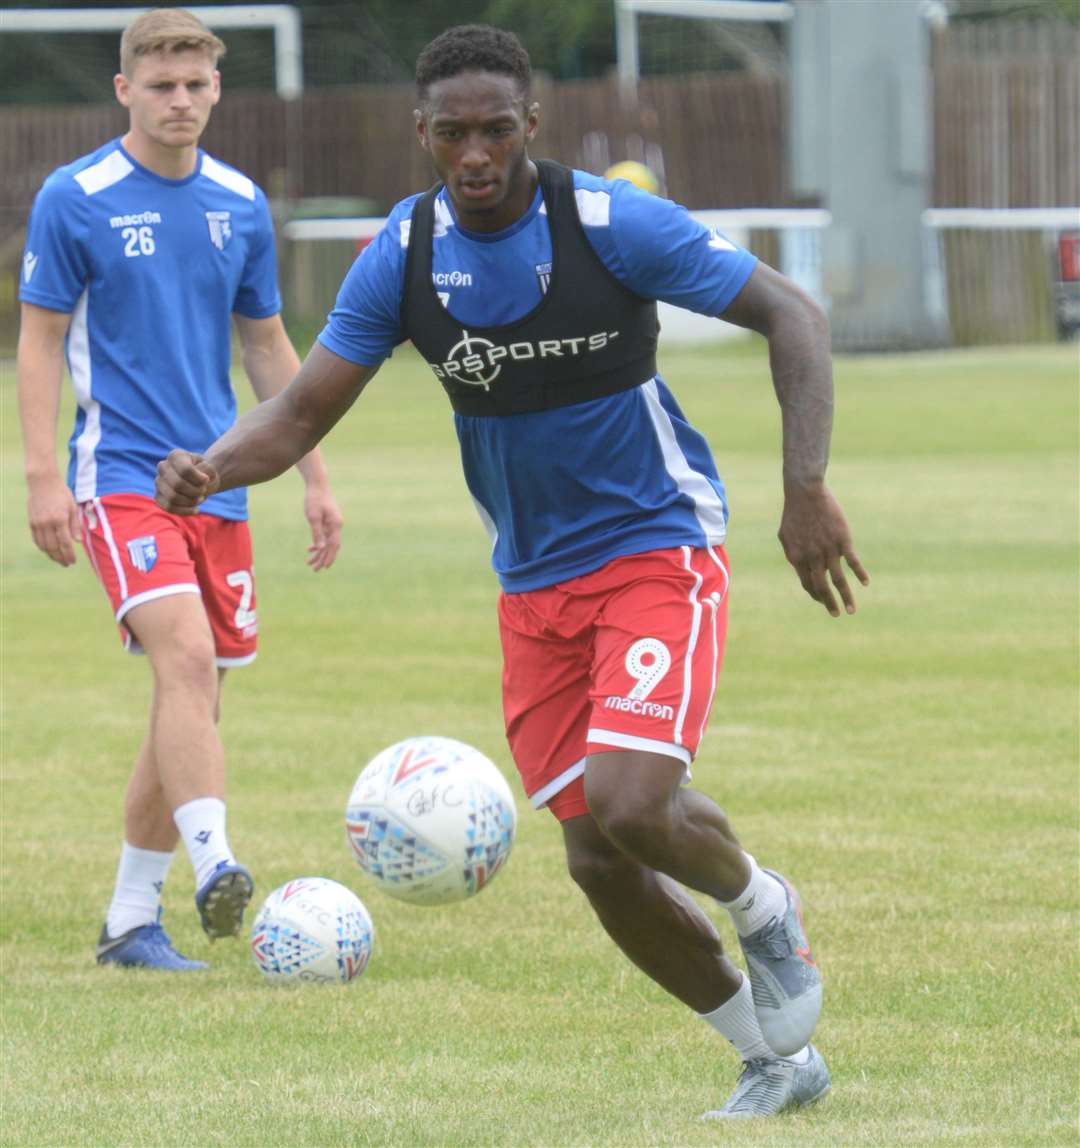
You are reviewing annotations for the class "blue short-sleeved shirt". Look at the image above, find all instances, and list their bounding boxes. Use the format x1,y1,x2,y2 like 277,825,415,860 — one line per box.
319,169,757,591
20,139,281,520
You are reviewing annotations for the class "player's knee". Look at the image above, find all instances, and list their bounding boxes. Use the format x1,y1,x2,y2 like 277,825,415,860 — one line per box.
586,779,673,860
565,842,636,902
150,630,217,695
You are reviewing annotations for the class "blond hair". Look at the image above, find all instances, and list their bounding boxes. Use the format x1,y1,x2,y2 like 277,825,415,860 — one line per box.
120,8,226,76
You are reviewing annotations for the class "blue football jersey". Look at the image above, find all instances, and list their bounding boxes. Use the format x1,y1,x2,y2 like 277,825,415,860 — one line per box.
319,168,757,591
19,138,282,520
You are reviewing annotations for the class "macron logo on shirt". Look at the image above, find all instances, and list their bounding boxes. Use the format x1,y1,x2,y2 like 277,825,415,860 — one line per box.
23,251,38,283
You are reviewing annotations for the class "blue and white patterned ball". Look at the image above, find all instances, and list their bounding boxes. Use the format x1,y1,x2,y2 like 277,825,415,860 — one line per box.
250,877,374,984
345,736,517,906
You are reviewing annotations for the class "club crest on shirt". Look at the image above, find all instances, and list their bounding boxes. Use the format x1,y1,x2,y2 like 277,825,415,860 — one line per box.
206,211,232,251
535,261,552,294
126,535,158,573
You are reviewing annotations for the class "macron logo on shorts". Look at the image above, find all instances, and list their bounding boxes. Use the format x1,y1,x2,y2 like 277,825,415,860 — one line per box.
126,535,158,573
603,696,675,720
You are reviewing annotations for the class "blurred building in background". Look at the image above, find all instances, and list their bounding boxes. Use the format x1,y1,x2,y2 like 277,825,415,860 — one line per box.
1,0,1077,352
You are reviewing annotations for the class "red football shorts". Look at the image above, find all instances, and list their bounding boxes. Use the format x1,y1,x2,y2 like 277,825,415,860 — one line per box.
79,493,258,665
498,545,730,822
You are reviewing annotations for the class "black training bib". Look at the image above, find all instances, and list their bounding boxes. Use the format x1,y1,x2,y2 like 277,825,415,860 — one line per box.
401,160,659,417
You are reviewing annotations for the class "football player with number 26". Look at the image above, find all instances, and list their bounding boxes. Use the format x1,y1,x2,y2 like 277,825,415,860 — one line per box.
16,7,343,971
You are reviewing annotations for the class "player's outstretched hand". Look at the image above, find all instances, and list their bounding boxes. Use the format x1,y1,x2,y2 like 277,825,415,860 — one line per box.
779,481,869,617
303,485,344,571
27,473,82,567
155,449,220,516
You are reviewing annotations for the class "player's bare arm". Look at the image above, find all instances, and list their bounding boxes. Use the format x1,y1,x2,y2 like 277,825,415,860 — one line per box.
16,302,83,567
234,313,345,571
156,343,378,515
720,262,869,616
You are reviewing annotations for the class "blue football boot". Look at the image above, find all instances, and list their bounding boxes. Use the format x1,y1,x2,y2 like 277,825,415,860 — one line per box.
195,861,254,940
96,914,207,971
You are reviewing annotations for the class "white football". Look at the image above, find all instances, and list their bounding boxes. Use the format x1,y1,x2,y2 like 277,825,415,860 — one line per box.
250,877,374,984
345,736,517,906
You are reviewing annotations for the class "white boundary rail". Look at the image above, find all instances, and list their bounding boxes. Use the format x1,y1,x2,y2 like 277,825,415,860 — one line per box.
283,208,830,344
284,206,1080,344
0,5,304,99
924,208,1080,230
282,208,831,244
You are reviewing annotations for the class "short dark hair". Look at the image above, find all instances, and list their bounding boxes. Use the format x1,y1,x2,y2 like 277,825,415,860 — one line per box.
415,24,531,102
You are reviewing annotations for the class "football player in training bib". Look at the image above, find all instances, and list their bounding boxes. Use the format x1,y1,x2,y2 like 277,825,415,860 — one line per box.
17,8,343,971
156,24,868,1119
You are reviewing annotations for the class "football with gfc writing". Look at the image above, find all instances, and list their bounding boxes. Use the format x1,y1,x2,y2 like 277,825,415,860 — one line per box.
345,736,517,906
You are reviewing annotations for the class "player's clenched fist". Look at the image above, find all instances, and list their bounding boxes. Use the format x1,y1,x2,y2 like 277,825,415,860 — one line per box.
155,449,220,514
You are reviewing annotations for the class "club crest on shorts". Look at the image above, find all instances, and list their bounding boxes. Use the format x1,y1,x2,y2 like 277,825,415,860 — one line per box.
535,261,552,294
126,535,158,573
206,211,232,251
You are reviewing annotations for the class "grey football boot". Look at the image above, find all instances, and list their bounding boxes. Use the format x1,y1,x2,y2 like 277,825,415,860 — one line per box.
738,869,822,1055
700,1045,831,1120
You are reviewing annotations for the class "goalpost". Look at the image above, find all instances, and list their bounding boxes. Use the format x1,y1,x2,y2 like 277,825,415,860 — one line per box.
614,0,793,94
0,5,304,99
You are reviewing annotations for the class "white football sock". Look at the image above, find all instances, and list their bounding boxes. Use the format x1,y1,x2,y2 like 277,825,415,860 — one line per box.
699,973,775,1061
173,797,236,889
106,841,174,937
717,853,787,937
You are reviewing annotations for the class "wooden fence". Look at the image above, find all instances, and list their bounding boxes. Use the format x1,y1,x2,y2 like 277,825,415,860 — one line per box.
929,21,1080,344
0,69,786,247
2,21,1078,347
932,21,1080,207
4,21,1076,232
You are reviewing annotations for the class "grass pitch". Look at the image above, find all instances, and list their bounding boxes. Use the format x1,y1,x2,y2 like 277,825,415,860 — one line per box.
1,342,1077,1147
